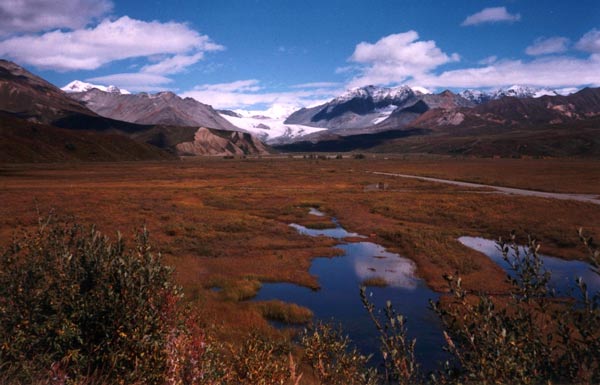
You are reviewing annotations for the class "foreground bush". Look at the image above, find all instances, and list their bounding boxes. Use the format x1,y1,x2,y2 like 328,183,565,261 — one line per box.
0,218,182,384
358,230,599,385
427,231,600,384
2,216,598,384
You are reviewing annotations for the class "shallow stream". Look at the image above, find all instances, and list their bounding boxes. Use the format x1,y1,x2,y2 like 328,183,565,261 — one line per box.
255,210,446,369
254,212,599,371
458,236,600,295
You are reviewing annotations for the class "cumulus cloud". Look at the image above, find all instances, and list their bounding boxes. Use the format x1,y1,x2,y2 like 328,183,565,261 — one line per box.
416,55,600,88
194,79,263,93
86,72,172,92
0,0,112,35
413,29,600,88
478,55,498,65
576,29,600,53
291,82,341,89
525,36,569,56
141,53,207,75
345,31,459,88
181,80,339,109
0,16,223,71
462,7,521,26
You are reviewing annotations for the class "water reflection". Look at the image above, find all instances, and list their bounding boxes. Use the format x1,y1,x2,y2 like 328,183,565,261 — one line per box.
256,214,445,370
289,222,365,239
458,236,600,295
344,242,418,289
308,207,326,216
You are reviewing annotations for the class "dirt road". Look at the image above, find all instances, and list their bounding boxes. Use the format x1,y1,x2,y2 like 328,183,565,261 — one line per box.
370,171,600,205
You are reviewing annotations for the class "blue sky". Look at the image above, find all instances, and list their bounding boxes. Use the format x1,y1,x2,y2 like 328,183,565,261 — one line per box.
1,0,599,111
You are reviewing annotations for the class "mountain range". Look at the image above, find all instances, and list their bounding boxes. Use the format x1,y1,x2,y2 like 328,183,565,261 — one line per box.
283,84,579,135
1,59,599,161
66,85,239,131
277,87,600,157
0,60,270,162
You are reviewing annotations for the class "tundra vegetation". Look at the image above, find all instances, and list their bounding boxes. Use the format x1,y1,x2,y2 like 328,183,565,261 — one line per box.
0,156,599,384
0,216,598,384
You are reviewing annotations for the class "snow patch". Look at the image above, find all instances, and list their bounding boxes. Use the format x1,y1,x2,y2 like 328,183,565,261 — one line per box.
410,86,432,95
459,85,578,104
371,105,397,125
62,80,130,94
219,112,326,143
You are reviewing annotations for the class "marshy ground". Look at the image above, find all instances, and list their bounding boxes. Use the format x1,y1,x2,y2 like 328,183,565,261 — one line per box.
1,155,599,341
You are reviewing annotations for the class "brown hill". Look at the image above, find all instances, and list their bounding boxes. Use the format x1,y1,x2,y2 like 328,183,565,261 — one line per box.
0,60,270,160
0,59,93,123
68,89,240,131
174,127,270,156
0,112,174,163
413,87,600,133
277,88,600,157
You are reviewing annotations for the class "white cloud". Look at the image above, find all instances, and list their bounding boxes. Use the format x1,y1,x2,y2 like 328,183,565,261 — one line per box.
181,80,339,109
290,82,341,89
87,73,172,92
0,16,223,71
141,53,206,75
462,7,521,26
525,36,569,56
345,31,459,88
416,55,600,88
478,55,498,65
576,29,600,53
0,0,112,35
194,79,263,93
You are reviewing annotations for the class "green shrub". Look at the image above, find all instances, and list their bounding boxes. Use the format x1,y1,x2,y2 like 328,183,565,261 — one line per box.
226,333,298,385
360,288,420,385
0,218,182,384
3,215,598,385
428,231,600,384
299,322,378,385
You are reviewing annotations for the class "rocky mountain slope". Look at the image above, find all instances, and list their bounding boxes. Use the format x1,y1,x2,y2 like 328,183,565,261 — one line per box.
174,127,270,156
276,87,600,157
0,61,270,160
67,87,239,131
413,87,600,131
0,59,96,124
285,85,425,130
284,87,474,140
459,85,569,105
284,85,575,136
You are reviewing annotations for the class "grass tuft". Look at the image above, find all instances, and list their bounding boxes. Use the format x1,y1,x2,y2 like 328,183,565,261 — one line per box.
256,300,313,324
361,276,389,287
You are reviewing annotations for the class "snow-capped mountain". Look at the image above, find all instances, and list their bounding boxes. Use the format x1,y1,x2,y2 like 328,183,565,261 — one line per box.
459,85,575,104
284,85,425,130
284,85,457,131
66,88,238,130
331,85,429,105
218,106,326,144
62,80,130,95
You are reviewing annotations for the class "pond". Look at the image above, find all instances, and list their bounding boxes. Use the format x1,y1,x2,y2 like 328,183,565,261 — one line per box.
458,236,600,295
254,213,446,370
253,219,599,371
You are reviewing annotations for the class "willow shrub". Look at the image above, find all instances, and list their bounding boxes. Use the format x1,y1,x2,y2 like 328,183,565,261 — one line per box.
2,216,598,385
427,231,600,385
0,218,182,384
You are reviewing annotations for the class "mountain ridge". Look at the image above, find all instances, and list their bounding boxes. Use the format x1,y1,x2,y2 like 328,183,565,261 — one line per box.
67,88,240,131
0,60,270,160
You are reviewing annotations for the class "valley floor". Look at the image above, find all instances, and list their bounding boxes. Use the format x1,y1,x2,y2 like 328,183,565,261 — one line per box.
1,155,599,340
